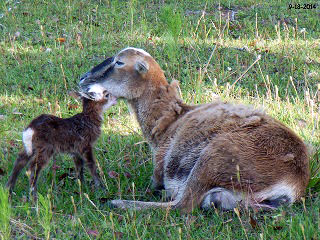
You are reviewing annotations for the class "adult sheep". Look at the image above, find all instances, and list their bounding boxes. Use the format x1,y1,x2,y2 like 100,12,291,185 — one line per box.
79,47,309,213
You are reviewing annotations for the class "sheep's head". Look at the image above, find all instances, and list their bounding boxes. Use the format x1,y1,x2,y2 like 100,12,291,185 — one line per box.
79,47,167,100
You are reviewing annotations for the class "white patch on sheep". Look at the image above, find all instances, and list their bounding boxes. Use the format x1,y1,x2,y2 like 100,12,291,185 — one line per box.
255,181,295,203
201,187,243,210
87,84,107,100
120,47,151,56
22,128,34,156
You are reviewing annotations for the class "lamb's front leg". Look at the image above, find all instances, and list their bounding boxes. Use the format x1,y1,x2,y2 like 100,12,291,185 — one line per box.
83,148,103,188
72,153,85,183
28,152,52,201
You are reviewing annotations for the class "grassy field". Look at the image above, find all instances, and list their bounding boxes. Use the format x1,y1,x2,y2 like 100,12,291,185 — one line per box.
1,0,320,238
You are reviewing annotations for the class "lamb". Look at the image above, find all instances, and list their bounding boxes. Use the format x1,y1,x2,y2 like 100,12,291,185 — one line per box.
79,47,310,212
6,91,117,200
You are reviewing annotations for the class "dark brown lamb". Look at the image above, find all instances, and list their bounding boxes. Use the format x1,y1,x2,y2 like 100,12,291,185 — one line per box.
6,91,117,200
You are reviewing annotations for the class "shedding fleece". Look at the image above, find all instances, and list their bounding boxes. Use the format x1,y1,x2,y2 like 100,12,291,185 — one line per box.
79,47,310,212
151,81,184,138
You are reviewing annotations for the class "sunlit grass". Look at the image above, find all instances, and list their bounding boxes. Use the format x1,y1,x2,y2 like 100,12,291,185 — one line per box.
0,0,319,238
0,186,11,240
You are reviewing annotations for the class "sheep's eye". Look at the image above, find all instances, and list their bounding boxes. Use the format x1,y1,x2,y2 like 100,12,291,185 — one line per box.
115,61,124,66
103,90,109,98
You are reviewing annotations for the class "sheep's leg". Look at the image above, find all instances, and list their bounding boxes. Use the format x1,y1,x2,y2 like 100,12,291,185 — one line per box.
72,154,84,183
110,199,178,210
109,174,207,212
169,164,215,213
110,157,212,213
6,151,32,194
83,148,103,188
28,150,53,201
200,188,240,211
151,154,165,191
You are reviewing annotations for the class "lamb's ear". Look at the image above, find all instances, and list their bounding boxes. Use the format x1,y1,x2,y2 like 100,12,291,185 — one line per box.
68,91,82,99
134,61,149,74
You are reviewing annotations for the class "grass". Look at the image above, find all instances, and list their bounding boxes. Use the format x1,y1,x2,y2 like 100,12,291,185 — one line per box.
0,187,11,240
0,0,320,238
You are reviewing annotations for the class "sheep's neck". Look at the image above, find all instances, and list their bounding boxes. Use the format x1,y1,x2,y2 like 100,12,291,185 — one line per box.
128,85,190,148
82,106,103,127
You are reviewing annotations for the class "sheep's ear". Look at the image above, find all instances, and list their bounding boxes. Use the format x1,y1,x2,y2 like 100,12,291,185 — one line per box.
68,91,82,99
134,61,149,74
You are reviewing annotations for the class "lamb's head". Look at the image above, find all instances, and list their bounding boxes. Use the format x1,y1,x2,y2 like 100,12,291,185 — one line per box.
79,47,167,100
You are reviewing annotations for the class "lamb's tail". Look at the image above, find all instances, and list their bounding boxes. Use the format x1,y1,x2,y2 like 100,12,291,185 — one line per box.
22,128,34,156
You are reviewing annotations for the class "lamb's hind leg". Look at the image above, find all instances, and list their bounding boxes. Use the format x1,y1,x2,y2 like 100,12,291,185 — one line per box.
6,151,33,194
28,149,53,201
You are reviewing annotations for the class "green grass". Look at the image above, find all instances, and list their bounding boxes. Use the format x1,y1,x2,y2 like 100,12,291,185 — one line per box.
0,187,11,239
1,0,320,238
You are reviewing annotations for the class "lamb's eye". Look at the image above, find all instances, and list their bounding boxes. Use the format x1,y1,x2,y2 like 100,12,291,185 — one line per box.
115,61,124,66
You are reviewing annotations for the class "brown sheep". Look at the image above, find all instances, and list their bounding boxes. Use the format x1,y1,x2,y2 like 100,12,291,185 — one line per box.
7,91,117,200
79,47,309,212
